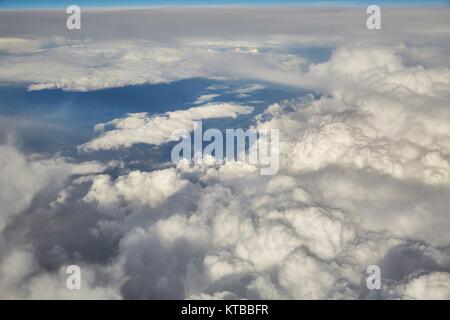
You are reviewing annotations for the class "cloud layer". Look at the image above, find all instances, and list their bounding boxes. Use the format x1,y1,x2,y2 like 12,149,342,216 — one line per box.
81,103,253,151
0,6,449,299
50,44,450,299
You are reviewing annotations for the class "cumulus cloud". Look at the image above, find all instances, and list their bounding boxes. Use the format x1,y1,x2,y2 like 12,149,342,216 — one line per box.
391,272,450,300
0,248,123,299
3,43,449,299
0,144,112,232
84,168,190,218
0,144,123,299
81,103,253,151
73,43,450,300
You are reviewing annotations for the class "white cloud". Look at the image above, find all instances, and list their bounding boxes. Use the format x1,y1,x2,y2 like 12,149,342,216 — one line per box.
232,84,265,98
194,94,222,105
84,168,190,218
0,37,71,54
81,103,253,151
0,144,123,299
0,6,448,92
278,248,356,300
0,248,123,299
77,43,450,300
0,144,113,232
391,272,450,300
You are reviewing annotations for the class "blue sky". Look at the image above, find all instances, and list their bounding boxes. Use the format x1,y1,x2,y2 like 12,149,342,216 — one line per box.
1,0,448,9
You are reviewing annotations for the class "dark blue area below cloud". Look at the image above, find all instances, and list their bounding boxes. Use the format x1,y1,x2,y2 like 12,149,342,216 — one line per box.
0,78,302,165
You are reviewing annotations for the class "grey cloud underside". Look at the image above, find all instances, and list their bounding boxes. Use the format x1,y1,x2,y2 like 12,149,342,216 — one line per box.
0,7,449,91
0,7,449,46
0,7,450,299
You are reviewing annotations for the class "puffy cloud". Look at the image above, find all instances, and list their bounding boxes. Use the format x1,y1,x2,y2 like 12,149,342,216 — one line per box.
0,144,112,232
0,144,122,298
278,248,357,300
75,43,450,300
254,45,450,188
81,103,253,151
84,168,190,218
252,46,450,248
194,94,222,105
3,42,447,300
80,159,443,299
0,248,123,299
388,272,450,300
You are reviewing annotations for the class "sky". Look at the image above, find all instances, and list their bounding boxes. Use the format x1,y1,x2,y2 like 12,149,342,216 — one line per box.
1,0,449,9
